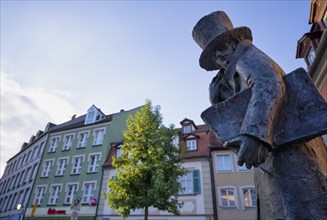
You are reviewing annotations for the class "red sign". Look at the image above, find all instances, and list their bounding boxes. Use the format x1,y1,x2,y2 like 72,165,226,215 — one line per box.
89,197,96,206
47,208,67,215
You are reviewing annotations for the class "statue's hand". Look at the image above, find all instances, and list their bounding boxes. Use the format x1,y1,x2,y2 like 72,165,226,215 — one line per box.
223,136,269,169
209,70,235,104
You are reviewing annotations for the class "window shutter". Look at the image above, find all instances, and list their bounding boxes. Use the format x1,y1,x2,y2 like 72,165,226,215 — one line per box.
193,169,201,194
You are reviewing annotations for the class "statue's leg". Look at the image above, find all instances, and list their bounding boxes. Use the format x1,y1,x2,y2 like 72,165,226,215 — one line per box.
255,137,327,220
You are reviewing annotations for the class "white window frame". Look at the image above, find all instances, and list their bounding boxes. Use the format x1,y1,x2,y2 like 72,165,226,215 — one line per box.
240,186,256,209
34,185,47,205
62,134,74,151
64,182,79,204
56,157,69,176
186,138,197,151
77,131,89,148
82,181,96,204
48,184,62,205
71,155,84,175
41,159,54,177
87,153,101,173
217,186,238,208
49,136,60,153
93,128,105,146
216,153,233,172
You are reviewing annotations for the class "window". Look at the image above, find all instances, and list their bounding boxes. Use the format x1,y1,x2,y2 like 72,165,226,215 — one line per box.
31,164,38,181
307,47,316,65
34,186,47,205
242,187,256,208
77,132,89,148
85,109,96,124
49,137,60,153
179,170,201,195
62,134,74,150
65,183,78,204
216,154,233,172
82,182,96,204
85,105,105,125
186,139,197,151
183,125,191,133
32,146,39,159
38,141,45,156
25,166,32,182
218,187,237,208
116,148,122,158
19,170,25,186
26,150,32,162
21,154,26,165
93,129,105,145
41,160,53,177
49,185,62,204
71,156,84,175
56,158,68,176
88,153,101,173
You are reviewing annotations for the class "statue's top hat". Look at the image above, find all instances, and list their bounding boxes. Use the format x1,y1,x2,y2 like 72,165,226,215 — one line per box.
192,11,253,71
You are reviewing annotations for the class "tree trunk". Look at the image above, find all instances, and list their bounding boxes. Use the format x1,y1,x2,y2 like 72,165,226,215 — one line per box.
144,206,148,220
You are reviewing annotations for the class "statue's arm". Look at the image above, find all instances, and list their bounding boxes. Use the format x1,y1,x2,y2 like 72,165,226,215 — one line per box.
236,44,285,147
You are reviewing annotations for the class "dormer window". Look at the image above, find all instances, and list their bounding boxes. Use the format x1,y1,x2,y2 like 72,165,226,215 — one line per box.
183,125,192,133
85,105,106,125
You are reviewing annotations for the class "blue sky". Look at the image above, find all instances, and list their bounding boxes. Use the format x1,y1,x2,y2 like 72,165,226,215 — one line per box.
0,1,310,175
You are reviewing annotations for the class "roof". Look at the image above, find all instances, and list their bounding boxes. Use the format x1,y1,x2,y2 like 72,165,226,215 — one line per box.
179,118,198,129
296,31,322,58
309,0,327,24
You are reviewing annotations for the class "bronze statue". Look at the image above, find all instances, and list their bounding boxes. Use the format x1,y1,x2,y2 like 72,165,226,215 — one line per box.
192,11,327,219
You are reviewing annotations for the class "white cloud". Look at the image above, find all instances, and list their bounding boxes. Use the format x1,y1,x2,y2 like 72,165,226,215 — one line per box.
0,72,76,176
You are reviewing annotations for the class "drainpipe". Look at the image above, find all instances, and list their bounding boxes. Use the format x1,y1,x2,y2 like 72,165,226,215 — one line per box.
207,150,218,220
95,166,105,220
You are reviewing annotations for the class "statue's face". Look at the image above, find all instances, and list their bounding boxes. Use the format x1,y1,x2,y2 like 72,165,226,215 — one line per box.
215,45,234,70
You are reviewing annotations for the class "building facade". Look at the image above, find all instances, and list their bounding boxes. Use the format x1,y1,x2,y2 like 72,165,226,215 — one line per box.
296,0,327,101
98,118,255,220
24,105,141,220
0,123,54,220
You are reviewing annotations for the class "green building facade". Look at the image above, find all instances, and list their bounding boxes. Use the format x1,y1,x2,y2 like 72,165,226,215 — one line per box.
24,105,141,220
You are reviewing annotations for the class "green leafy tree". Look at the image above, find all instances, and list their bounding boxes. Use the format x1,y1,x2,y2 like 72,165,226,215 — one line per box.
105,101,185,220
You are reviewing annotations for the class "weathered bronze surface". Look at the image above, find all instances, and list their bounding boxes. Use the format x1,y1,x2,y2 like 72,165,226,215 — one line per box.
193,11,327,219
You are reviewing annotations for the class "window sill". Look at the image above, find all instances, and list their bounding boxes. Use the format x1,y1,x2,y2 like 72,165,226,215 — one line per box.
61,149,71,152
70,173,81,176
76,147,86,150
219,206,237,209
40,176,49,178
92,144,102,147
216,170,233,173
86,171,98,174
244,206,256,209
179,193,199,196
55,175,64,177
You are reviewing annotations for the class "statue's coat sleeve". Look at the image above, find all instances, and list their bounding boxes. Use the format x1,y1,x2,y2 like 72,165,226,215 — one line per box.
235,41,286,146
